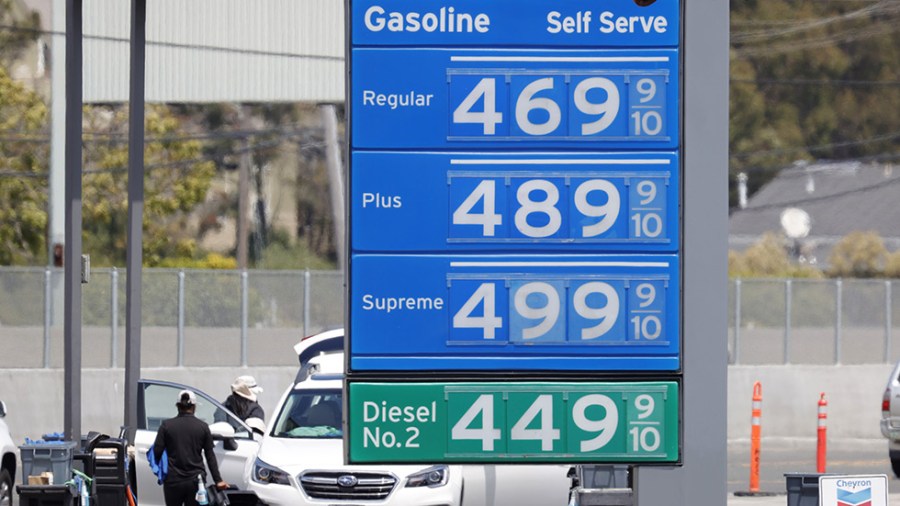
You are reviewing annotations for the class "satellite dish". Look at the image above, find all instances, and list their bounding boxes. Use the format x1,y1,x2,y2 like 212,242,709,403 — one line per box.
780,208,811,239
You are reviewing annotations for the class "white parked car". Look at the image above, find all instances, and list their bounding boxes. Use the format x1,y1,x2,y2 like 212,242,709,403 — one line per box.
248,352,462,506
1,400,15,506
131,329,571,506
247,329,570,506
881,359,900,477
132,379,262,506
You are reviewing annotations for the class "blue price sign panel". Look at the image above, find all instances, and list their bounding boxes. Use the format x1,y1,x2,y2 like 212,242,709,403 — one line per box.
351,48,678,149
352,151,678,253
348,381,679,464
350,254,679,371
352,0,679,48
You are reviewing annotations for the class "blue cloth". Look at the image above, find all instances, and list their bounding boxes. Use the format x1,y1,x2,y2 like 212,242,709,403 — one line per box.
146,445,168,485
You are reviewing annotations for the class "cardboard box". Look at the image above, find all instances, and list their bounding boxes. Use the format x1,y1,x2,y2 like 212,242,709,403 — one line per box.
27,472,53,485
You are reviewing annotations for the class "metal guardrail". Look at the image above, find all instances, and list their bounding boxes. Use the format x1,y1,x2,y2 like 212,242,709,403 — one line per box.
0,269,896,367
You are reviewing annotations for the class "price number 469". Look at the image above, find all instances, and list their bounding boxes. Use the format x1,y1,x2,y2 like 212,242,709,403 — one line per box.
452,75,665,138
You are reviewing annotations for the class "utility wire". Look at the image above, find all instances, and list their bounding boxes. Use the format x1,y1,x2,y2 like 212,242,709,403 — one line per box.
734,23,898,57
0,125,326,144
732,77,900,87
731,0,899,43
731,131,900,160
0,135,327,177
0,24,343,62
739,172,900,213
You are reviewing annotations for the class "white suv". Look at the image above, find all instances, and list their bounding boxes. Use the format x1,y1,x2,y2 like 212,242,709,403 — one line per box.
1,400,15,506
881,360,900,477
247,330,570,506
248,352,462,505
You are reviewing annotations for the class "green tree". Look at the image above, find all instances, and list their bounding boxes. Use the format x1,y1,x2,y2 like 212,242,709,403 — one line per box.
0,65,49,265
82,104,218,266
729,0,899,207
730,233,823,278
827,231,887,278
0,0,40,67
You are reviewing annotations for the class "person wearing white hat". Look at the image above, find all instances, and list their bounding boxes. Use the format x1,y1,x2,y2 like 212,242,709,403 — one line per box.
219,376,265,424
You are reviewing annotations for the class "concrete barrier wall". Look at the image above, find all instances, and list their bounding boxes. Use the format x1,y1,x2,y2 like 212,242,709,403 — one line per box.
0,364,893,447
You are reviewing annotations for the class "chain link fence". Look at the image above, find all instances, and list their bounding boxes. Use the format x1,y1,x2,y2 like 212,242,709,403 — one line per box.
2,269,897,368
0,267,343,368
729,278,898,365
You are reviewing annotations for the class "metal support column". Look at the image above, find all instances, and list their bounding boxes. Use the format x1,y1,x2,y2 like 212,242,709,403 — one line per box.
632,0,729,502
63,0,83,443
123,0,147,443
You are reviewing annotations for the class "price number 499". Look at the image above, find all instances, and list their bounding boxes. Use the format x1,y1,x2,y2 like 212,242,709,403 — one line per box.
452,279,664,342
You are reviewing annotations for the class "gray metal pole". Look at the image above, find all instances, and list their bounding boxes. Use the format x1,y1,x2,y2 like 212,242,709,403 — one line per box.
111,268,119,368
63,0,83,443
237,137,250,269
784,279,792,364
123,0,146,444
177,270,185,367
633,0,729,502
886,280,892,363
835,279,842,364
49,0,66,262
49,0,66,327
734,279,741,365
321,105,346,264
43,269,51,369
303,269,311,337
241,270,249,366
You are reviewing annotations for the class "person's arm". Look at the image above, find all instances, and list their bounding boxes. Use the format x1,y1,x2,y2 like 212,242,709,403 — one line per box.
249,402,265,421
202,426,227,489
152,422,166,462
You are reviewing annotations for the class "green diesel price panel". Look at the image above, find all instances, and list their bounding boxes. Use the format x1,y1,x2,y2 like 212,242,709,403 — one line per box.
347,381,678,463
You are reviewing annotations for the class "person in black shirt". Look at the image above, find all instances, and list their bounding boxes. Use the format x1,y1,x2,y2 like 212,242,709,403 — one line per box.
153,390,228,506
219,376,265,424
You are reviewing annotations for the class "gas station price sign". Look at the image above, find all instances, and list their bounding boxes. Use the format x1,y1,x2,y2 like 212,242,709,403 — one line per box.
347,0,684,464
350,254,679,372
347,381,679,463
351,48,678,150
352,151,678,252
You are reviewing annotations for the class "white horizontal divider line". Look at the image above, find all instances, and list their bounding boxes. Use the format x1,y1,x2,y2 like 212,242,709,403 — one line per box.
450,159,671,165
449,261,669,268
450,56,670,63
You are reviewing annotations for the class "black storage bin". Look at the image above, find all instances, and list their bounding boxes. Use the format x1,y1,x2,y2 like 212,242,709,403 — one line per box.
90,439,126,484
223,490,261,506
16,484,77,506
785,473,837,506
93,484,126,506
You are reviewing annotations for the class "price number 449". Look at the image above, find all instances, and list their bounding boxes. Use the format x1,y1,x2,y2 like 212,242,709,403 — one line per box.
450,393,662,454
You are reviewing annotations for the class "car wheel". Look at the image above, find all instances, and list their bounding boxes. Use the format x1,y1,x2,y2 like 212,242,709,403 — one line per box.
0,468,13,506
892,458,900,479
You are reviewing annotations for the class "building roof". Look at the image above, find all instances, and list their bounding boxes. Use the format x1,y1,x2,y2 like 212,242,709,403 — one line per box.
729,160,900,262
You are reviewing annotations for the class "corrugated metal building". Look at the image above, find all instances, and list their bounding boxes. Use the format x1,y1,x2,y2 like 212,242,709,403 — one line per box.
27,0,345,103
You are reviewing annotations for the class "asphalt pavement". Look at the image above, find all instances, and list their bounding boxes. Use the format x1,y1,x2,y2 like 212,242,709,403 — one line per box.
729,491,900,505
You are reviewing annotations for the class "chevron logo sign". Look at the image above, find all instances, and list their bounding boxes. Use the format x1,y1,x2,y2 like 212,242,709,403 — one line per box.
818,475,887,506
836,486,871,506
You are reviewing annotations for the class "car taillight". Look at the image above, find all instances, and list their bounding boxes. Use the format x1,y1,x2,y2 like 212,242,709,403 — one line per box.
884,389,892,415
